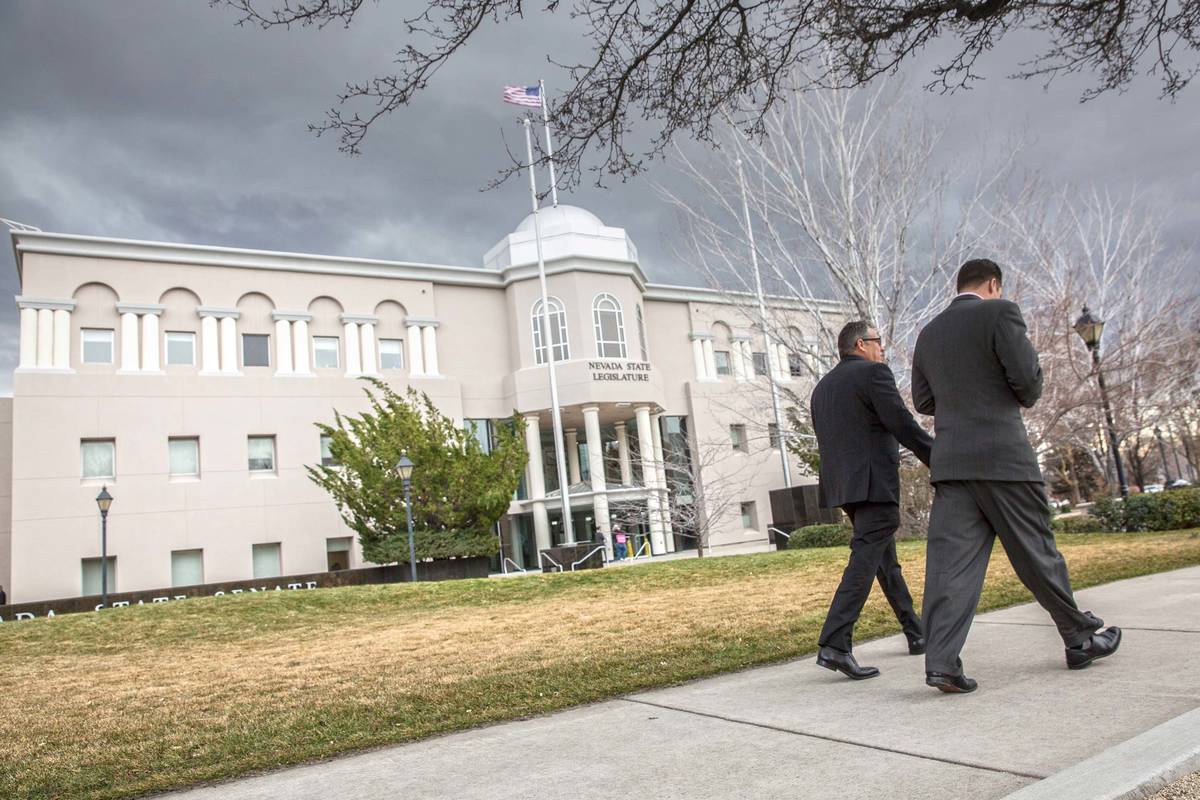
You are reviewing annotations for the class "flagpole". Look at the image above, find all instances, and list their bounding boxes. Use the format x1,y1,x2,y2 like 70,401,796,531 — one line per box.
737,157,792,487
538,79,559,208
523,117,575,544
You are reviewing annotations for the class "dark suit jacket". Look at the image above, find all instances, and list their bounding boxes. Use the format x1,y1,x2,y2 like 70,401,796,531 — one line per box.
911,295,1043,482
810,355,933,509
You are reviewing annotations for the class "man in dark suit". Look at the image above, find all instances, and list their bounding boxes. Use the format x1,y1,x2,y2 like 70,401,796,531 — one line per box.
912,259,1121,694
810,320,933,680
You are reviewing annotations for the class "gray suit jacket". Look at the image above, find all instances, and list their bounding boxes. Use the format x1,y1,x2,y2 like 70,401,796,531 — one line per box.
911,295,1044,482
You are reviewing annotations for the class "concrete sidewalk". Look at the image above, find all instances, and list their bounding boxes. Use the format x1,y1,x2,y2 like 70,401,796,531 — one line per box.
161,566,1200,800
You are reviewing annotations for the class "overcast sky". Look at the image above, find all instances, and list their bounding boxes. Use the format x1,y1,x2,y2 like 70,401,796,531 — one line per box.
2,1,1197,394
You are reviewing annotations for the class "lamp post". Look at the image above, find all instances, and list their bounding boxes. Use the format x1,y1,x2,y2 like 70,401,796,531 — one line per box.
1073,306,1128,499
396,455,417,583
95,486,113,609
1154,426,1173,485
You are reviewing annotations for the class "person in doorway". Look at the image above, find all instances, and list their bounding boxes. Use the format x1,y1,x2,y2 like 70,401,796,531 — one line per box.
912,258,1119,694
613,528,628,561
811,320,932,680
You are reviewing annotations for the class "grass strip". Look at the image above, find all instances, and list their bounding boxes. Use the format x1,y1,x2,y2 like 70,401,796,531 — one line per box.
1,530,1198,799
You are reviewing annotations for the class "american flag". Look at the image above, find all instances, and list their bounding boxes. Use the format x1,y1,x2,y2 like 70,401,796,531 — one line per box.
503,85,542,108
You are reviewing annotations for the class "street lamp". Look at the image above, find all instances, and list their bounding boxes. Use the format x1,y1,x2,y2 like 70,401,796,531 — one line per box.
396,455,417,583
1154,426,1173,485
1073,306,1129,498
95,486,113,609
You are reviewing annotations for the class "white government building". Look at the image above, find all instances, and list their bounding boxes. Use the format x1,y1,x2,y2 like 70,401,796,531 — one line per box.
0,205,832,605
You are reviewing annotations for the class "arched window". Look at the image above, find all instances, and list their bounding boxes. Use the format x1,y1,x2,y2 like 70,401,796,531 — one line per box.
532,297,569,364
592,293,627,358
635,304,648,362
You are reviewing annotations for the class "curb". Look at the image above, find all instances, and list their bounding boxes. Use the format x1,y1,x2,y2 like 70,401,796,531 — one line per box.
1001,706,1200,800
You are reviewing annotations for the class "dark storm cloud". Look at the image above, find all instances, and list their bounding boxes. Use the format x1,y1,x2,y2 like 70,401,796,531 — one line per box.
1,2,1197,393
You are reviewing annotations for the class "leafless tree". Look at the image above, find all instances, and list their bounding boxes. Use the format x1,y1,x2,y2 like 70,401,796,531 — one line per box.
215,0,1200,186
658,77,1015,387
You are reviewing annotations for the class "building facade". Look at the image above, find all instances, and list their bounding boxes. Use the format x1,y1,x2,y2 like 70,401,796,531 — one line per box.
3,205,832,604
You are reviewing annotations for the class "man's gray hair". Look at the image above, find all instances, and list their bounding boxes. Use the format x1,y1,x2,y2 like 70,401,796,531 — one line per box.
837,320,872,357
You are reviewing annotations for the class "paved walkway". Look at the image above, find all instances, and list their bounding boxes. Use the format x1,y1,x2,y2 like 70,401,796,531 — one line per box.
161,566,1200,800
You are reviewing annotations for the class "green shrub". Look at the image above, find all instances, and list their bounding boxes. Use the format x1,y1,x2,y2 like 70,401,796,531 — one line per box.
1051,516,1105,534
1089,488,1200,532
790,523,853,548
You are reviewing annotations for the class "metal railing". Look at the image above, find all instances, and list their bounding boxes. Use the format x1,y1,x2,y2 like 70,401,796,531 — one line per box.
629,540,652,560
537,551,563,572
570,545,609,571
502,557,527,574
768,526,791,541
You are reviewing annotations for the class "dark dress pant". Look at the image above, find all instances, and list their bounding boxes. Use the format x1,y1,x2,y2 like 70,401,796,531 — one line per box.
818,501,923,652
923,480,1103,676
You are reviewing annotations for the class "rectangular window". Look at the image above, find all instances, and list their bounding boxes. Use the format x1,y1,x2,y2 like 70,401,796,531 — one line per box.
251,542,282,579
752,352,768,376
81,439,115,480
319,434,337,466
168,437,200,477
326,537,352,571
379,338,404,370
788,352,807,378
171,549,204,587
768,423,781,449
81,328,114,364
81,556,117,596
165,331,196,366
313,336,340,369
242,333,270,368
730,425,747,452
713,350,732,376
740,502,758,530
248,435,276,473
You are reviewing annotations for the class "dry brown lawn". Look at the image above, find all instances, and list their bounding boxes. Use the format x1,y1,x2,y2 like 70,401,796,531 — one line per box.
2,531,1199,800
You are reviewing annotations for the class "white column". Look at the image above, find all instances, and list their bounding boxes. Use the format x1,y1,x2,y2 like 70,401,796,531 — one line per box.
565,429,581,486
291,319,311,375
119,312,139,372
422,325,439,376
615,420,633,486
18,307,37,368
582,405,612,557
741,341,755,378
651,413,675,553
732,339,748,380
407,325,425,376
219,316,238,374
359,323,378,376
766,339,783,383
635,405,666,554
274,318,294,375
776,343,792,383
200,315,219,373
33,309,51,368
140,312,160,372
691,338,706,380
524,413,551,552
702,339,717,380
52,309,70,369
343,321,362,376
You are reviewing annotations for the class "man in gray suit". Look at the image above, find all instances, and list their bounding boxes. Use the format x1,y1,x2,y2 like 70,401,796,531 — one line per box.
912,259,1121,693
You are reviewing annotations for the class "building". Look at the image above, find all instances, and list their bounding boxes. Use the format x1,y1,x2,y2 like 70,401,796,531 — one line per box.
1,205,833,605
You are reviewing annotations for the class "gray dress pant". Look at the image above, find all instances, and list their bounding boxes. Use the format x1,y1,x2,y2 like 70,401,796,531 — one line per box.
923,480,1102,676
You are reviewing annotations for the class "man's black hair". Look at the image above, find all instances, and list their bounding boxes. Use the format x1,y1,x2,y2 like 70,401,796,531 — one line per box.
956,258,1003,292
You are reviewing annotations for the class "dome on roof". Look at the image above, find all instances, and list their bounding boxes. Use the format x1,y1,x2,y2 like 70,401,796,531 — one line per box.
515,204,604,233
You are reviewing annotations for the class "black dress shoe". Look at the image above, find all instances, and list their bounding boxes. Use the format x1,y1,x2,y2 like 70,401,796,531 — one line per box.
906,636,927,656
816,646,880,680
926,672,978,693
1066,626,1122,670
